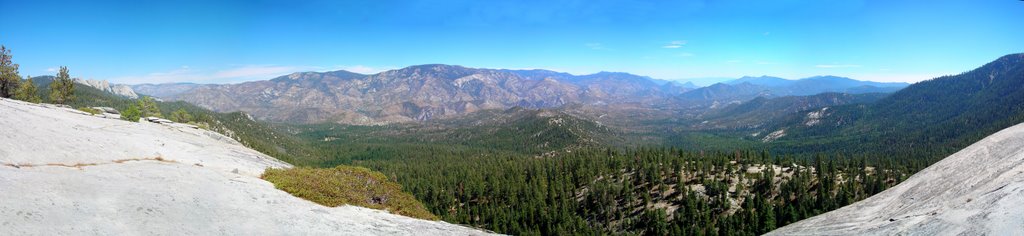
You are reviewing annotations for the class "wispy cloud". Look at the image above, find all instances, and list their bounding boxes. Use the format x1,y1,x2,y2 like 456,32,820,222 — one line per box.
46,67,57,72
212,65,304,79
815,64,862,68
763,32,771,36
111,65,318,84
676,52,695,57
111,66,200,84
662,40,686,49
756,61,778,65
585,42,606,50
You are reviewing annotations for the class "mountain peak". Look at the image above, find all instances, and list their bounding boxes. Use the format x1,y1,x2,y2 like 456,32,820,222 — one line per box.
727,76,793,87
402,64,471,71
587,71,648,78
275,70,366,81
801,75,853,81
995,53,1024,63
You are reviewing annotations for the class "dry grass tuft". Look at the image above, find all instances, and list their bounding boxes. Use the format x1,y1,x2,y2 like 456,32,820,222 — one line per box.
262,166,438,220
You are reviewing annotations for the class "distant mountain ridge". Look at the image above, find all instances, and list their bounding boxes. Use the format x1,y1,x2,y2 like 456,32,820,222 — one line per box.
29,75,140,99
679,75,907,105
695,92,891,130
128,64,906,125
71,78,139,99
143,65,691,124
760,53,1024,156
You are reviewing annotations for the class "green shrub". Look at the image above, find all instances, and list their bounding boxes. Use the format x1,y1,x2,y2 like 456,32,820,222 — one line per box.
121,105,142,122
170,108,193,123
14,76,42,103
77,107,101,115
261,166,438,220
138,96,162,118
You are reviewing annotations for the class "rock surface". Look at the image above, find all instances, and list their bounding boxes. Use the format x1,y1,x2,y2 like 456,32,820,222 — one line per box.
0,98,491,235
74,78,140,99
768,122,1024,235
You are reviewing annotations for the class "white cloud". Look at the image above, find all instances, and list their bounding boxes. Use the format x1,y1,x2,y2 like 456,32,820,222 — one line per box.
46,67,57,72
212,65,303,79
662,40,686,49
585,43,605,50
110,66,200,84
676,52,695,57
756,61,779,65
111,65,319,84
815,64,862,68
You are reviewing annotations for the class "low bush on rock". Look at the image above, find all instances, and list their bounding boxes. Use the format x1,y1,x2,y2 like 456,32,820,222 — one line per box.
121,105,141,122
77,107,101,115
262,166,438,220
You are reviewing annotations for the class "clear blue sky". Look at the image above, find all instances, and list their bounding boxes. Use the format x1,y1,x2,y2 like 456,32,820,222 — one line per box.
1,0,1022,84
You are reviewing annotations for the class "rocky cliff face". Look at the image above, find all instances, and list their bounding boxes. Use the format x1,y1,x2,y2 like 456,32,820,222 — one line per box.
131,82,204,98
165,65,686,124
0,98,491,235
73,78,139,98
768,122,1024,235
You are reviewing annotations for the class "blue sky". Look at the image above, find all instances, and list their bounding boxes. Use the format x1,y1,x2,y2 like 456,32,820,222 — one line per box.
1,0,1022,84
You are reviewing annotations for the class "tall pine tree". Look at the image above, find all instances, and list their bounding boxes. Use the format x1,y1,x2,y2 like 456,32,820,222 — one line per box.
0,45,19,98
49,66,75,104
14,75,41,103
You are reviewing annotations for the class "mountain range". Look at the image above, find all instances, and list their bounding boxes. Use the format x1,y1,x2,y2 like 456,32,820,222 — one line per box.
679,75,906,105
127,65,906,125
759,53,1024,156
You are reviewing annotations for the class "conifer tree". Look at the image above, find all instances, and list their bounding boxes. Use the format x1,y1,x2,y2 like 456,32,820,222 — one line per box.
14,75,41,103
170,108,193,123
49,66,75,104
120,105,142,122
138,96,162,118
0,45,19,98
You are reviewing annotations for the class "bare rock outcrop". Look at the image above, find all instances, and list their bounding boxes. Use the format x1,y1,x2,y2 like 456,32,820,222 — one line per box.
0,98,492,235
73,78,140,98
768,122,1024,235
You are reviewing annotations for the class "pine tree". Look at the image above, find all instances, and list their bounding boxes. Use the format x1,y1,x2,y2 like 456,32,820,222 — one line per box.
120,105,142,122
49,66,75,104
170,108,192,123
762,199,776,232
138,96,162,118
0,45,19,98
14,75,41,103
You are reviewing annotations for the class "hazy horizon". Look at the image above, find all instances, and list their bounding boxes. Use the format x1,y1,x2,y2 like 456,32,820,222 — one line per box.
1,0,1022,84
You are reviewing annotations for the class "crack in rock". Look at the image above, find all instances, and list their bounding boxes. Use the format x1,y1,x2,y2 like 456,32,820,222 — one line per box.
1,157,175,170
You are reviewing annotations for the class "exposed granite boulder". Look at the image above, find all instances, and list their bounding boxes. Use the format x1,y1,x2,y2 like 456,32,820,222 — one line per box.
768,122,1024,235
0,98,493,235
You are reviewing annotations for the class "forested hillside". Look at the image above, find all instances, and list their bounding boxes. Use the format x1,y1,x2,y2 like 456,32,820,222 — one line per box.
331,146,906,235
766,53,1024,160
